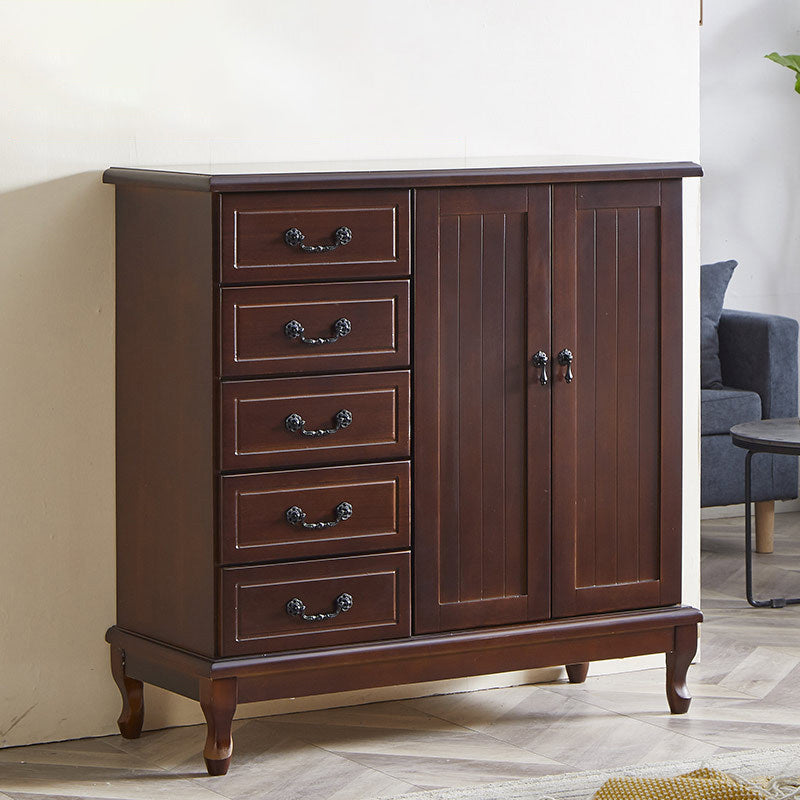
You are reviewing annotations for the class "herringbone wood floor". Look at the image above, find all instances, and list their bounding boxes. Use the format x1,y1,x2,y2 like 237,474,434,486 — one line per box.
2,514,800,799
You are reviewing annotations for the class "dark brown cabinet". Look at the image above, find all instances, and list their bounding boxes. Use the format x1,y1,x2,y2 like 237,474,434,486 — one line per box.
105,160,702,776
220,371,411,471
220,552,411,656
414,185,552,633
414,179,682,629
219,461,411,564
220,280,410,377
550,181,683,617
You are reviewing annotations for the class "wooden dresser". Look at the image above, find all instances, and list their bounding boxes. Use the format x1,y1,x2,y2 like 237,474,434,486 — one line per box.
104,158,703,775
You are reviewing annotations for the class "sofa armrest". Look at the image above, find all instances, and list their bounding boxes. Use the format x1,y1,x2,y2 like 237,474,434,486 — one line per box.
718,309,799,419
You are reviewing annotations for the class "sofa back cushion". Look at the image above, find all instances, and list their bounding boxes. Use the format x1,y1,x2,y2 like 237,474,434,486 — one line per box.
701,259,737,389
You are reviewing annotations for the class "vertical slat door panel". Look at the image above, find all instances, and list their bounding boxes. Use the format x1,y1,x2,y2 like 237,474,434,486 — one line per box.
551,180,682,617
414,186,551,634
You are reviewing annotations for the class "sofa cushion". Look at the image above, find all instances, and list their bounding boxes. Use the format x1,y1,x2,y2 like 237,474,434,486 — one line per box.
701,387,761,436
701,433,797,506
701,259,737,389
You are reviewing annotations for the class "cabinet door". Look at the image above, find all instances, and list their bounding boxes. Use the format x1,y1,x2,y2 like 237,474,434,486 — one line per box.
551,180,683,616
414,186,552,634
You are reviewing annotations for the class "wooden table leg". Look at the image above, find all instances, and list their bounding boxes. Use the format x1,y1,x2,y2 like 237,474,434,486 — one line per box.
666,623,697,714
755,500,775,554
565,662,590,683
200,677,237,776
110,645,144,739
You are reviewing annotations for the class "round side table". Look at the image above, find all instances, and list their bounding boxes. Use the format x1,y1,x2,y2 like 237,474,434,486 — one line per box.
730,417,800,608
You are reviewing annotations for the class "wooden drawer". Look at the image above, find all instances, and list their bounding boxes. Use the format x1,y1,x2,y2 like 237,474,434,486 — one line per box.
220,281,410,377
220,551,411,655
220,462,411,564
221,190,410,284
220,371,410,471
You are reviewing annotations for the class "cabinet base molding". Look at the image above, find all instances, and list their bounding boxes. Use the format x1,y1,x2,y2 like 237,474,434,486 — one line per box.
106,605,701,775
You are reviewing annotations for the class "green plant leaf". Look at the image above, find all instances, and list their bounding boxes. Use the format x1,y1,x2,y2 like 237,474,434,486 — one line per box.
765,52,800,94
766,52,800,72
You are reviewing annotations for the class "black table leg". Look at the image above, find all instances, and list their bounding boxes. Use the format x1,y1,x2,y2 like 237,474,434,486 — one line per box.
744,449,800,608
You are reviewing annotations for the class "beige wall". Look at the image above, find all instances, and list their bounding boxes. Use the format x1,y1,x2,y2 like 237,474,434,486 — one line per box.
0,0,701,748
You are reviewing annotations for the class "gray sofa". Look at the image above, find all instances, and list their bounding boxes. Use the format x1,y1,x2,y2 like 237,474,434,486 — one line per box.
701,309,799,547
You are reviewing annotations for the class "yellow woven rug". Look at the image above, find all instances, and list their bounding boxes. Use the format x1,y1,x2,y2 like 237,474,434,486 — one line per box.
594,767,799,800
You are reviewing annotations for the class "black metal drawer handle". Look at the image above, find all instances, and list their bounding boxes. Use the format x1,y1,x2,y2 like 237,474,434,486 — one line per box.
532,351,549,385
284,317,351,346
285,409,352,437
286,592,354,622
284,226,353,253
286,501,353,529
557,348,574,383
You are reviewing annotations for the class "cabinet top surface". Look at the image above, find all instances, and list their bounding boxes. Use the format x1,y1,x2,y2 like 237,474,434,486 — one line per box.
103,155,702,192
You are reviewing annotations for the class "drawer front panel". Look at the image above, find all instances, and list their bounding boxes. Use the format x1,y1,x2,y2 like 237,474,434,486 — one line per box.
220,462,411,564
220,552,411,655
220,281,410,377
220,371,411,471
221,190,410,283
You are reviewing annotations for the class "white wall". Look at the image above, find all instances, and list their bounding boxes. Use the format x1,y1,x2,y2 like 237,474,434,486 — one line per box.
0,0,701,748
700,0,800,517
701,0,800,316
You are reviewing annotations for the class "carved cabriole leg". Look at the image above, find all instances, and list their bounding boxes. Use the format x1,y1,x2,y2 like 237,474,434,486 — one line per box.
755,500,775,554
200,677,237,776
666,623,697,714
565,662,590,683
109,645,144,739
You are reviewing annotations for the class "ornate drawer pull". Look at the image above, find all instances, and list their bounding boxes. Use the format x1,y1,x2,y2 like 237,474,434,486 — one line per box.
285,501,353,529
557,348,574,383
284,226,353,253
532,351,549,385
286,592,354,622
284,317,352,346
285,409,352,437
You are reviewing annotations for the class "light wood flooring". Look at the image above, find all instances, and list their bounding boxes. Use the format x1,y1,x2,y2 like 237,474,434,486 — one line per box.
3,513,800,799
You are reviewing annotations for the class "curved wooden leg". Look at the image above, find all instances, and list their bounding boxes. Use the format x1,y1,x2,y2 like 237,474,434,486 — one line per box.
110,645,144,739
565,662,590,683
666,623,697,714
200,677,237,776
